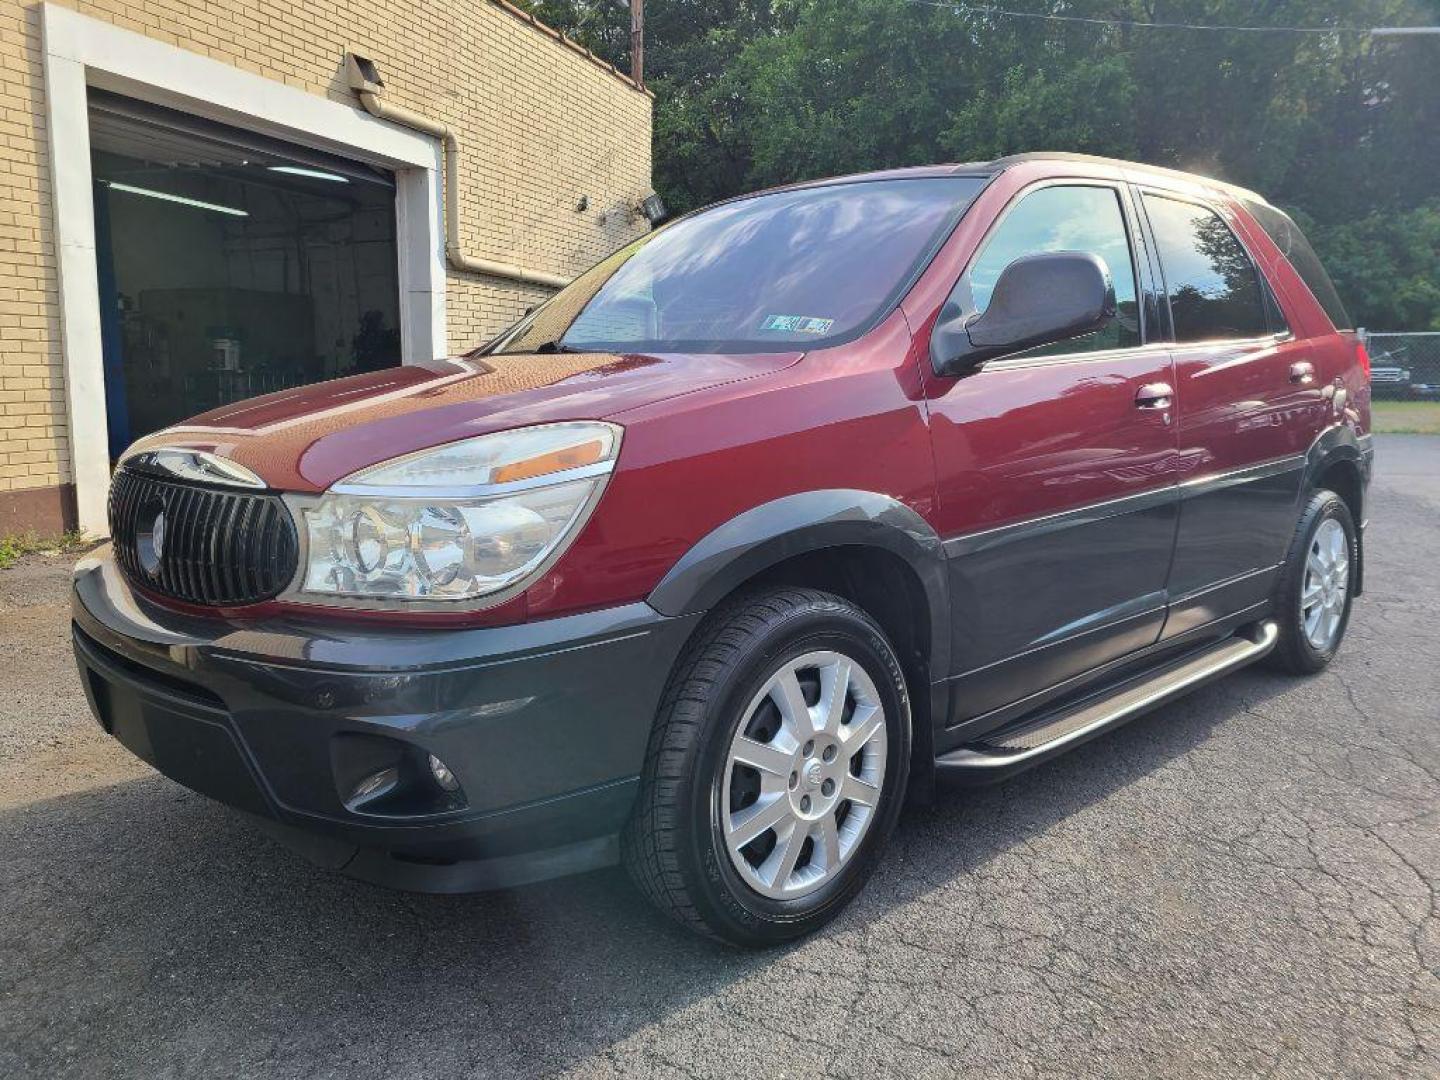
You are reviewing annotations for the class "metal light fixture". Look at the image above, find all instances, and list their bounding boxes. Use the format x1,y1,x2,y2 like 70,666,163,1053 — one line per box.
268,165,349,183
104,181,248,217
636,190,667,226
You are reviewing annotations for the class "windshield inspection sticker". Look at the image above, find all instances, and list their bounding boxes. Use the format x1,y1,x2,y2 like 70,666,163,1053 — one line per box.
760,314,835,335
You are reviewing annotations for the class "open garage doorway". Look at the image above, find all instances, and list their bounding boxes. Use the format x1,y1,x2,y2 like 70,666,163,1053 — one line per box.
88,90,403,458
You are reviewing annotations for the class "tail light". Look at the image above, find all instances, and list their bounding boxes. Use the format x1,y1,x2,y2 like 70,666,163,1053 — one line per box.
1356,339,1371,378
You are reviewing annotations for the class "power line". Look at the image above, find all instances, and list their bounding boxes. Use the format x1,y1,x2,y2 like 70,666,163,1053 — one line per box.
902,1,1438,36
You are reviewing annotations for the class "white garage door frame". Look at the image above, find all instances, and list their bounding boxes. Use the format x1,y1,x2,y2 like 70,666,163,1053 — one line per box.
40,3,448,536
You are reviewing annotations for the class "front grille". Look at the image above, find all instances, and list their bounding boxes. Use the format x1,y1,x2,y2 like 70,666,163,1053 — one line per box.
109,466,298,606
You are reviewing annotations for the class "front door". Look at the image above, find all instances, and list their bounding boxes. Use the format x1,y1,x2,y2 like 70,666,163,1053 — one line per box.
922,181,1180,727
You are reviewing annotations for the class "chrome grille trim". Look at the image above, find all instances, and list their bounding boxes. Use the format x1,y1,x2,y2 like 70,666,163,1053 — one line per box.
109,467,298,606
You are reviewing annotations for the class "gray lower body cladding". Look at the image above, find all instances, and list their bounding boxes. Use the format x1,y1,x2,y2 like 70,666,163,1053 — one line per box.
71,546,701,891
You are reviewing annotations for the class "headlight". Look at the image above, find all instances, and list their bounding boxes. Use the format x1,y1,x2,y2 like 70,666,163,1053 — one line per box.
293,422,620,606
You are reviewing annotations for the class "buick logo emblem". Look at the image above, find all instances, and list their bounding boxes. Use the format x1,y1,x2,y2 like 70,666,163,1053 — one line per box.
137,501,166,577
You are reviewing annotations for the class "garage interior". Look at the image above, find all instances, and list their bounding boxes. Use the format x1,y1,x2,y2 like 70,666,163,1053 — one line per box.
87,91,403,458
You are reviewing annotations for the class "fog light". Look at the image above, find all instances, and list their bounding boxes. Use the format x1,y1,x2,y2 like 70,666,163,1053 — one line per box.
427,753,459,792
350,765,398,804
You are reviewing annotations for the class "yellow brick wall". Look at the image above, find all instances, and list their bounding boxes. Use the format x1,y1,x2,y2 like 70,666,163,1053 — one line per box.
0,0,651,513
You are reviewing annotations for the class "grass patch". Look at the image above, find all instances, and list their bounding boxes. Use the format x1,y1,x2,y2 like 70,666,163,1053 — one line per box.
0,530,91,570
1372,400,1440,436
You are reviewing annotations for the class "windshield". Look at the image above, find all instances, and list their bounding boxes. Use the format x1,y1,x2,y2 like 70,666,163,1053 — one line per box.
485,176,987,355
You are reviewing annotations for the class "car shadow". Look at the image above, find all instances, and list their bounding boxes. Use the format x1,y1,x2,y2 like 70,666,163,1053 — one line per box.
0,665,1301,1077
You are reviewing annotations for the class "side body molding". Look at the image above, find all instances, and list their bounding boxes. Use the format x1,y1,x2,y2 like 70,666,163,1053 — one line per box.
646,489,952,678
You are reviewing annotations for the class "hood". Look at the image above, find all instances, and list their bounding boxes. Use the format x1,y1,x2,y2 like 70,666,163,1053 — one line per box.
123,349,802,491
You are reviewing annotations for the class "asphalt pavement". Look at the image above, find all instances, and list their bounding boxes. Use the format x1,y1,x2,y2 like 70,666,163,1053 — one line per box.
2,434,1437,1079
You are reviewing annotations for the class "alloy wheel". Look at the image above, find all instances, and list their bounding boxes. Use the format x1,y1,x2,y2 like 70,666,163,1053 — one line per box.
719,650,887,900
1301,517,1349,650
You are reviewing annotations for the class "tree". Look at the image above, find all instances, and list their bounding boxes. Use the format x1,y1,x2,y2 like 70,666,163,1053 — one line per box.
1310,205,1440,330
517,0,1440,329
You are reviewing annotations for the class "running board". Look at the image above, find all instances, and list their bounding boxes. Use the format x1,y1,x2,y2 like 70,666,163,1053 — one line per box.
935,621,1278,783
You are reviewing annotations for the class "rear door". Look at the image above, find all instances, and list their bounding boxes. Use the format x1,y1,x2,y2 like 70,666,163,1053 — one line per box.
923,180,1180,726
1136,190,1323,638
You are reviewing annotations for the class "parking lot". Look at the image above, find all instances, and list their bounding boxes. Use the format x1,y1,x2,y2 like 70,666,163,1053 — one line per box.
2,434,1437,1080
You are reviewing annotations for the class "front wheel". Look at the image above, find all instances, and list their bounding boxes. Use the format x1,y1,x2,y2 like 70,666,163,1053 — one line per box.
622,588,912,947
1268,489,1357,675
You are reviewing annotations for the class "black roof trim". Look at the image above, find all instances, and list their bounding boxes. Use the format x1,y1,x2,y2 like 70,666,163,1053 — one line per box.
989,152,1269,205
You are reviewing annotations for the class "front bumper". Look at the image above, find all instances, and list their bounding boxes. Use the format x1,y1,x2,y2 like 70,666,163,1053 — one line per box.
71,546,700,892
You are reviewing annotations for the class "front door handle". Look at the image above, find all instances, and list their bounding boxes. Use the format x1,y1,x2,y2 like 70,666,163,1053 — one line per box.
1135,382,1173,410
1289,361,1316,385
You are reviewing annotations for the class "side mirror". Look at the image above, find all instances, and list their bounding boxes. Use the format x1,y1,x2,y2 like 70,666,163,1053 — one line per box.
931,251,1117,376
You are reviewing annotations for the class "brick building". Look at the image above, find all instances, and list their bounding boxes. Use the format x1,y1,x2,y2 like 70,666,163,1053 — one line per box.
0,1,653,535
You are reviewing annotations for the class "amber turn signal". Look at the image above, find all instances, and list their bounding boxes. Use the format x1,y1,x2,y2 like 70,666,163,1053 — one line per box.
491,438,608,484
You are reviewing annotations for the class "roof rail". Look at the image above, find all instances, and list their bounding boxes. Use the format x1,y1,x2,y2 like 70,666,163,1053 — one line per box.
990,152,1270,205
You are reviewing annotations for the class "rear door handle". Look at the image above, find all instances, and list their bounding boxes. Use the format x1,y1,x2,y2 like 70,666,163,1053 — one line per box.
1289,361,1316,385
1135,382,1173,410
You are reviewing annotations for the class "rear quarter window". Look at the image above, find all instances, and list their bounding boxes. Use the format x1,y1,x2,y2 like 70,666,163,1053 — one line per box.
1241,199,1352,331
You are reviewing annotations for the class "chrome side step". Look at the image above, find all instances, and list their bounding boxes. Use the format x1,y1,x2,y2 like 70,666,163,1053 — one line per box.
935,620,1278,783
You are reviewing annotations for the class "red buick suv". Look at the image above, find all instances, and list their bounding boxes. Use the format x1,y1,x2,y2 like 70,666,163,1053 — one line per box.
74,154,1372,946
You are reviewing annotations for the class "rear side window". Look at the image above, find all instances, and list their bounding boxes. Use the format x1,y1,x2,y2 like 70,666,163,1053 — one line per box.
1260,275,1290,336
1143,194,1267,343
1241,198,1352,330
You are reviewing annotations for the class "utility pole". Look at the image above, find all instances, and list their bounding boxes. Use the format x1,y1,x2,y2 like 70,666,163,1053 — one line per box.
630,0,644,87
608,0,644,86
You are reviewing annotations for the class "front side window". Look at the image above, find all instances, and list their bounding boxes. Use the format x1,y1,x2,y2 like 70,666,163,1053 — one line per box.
963,185,1142,355
485,177,987,355
1143,194,1267,343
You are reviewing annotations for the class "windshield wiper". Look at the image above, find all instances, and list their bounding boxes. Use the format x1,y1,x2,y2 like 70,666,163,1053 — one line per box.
531,340,581,354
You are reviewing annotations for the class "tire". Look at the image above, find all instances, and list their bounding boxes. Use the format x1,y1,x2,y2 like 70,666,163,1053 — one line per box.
621,587,912,947
1268,488,1357,675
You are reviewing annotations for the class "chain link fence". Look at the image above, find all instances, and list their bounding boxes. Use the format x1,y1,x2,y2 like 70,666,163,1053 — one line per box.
1361,330,1440,400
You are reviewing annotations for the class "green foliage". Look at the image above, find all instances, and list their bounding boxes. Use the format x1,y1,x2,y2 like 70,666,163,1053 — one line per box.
0,530,90,570
1306,203,1440,330
940,57,1140,163
516,0,1440,330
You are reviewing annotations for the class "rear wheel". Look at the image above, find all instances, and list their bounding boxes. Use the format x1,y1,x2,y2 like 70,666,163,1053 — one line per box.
622,588,911,946
1269,489,1357,675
